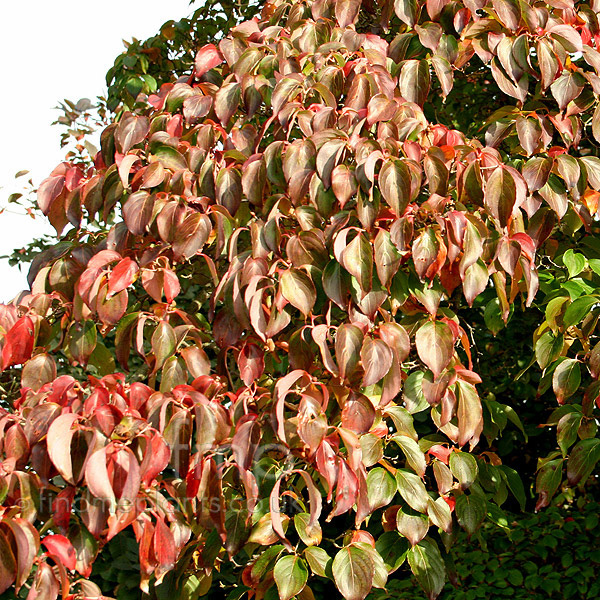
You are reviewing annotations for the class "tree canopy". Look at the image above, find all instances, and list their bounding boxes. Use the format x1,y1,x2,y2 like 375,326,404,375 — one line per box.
1,0,600,599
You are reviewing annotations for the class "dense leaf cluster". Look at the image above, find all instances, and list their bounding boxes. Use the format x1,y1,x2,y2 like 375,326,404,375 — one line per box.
1,0,600,599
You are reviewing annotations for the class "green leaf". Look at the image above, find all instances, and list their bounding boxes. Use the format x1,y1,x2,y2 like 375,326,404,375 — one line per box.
535,331,564,369
366,467,396,512
557,412,583,457
407,539,446,600
332,544,374,600
273,555,308,600
499,466,526,511
567,438,600,486
395,469,429,513
391,435,426,477
280,268,316,317
375,531,408,573
562,249,588,279
563,295,599,328
552,358,581,403
304,546,332,578
455,493,486,535
449,452,478,490
294,513,322,547
379,159,411,217
68,320,97,364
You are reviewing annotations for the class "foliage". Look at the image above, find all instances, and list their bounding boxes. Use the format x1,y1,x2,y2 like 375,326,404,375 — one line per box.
372,499,600,599
2,0,600,599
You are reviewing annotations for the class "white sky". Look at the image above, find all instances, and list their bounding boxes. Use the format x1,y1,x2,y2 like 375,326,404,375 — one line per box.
0,0,198,302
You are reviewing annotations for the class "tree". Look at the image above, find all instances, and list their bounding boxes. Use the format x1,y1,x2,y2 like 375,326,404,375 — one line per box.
1,0,600,599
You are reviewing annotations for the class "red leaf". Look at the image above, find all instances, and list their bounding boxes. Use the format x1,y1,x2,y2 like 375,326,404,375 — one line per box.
153,518,176,583
3,518,39,590
37,175,65,215
42,535,77,571
238,343,265,387
195,44,224,78
232,419,261,471
0,529,17,593
1,316,35,370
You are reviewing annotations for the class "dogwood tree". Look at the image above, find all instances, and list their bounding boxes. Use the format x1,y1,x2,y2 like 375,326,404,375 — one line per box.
1,0,600,598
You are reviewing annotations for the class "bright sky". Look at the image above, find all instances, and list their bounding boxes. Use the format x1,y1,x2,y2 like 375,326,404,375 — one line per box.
0,0,198,302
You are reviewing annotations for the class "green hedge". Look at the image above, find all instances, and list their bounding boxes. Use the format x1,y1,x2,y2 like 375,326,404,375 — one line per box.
372,501,600,600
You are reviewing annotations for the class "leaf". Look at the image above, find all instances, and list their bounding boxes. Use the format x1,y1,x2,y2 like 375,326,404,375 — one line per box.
395,469,429,513
280,268,316,317
427,497,452,533
273,555,308,600
379,159,411,217
516,117,541,156
341,232,373,293
522,157,552,192
449,451,478,489
47,414,81,485
534,331,564,369
455,494,486,536
361,337,393,387
394,0,418,26
294,513,322,547
115,113,149,154
305,546,332,578
552,358,581,404
485,166,517,228
563,295,598,328
195,43,224,77
335,324,364,380
4,518,39,589
42,534,77,571
566,438,600,485
0,529,16,594
463,259,488,307
214,81,241,126
335,0,360,27
322,260,349,309
332,545,374,600
151,321,176,372
550,71,585,111
396,510,429,547
557,412,583,457
374,230,402,288
21,353,56,391
68,320,97,365
37,175,65,215
535,458,563,509
391,435,427,477
108,257,139,296
172,213,211,260
456,380,483,448
1,317,34,370
379,322,411,363
407,539,445,600
332,165,357,208
231,419,261,470
366,467,397,512
431,56,453,97
562,249,587,279
415,321,454,379
399,60,430,107
123,191,154,235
